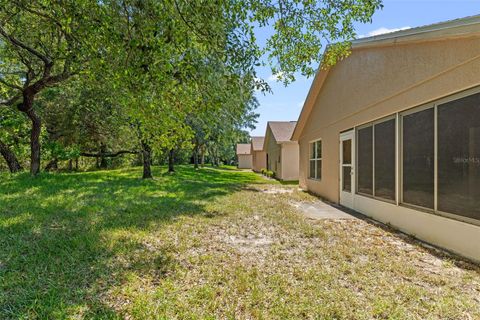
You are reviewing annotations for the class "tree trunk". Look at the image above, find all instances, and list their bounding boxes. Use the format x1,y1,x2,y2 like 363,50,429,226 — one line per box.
75,158,79,171
99,144,109,169
168,149,175,173
142,141,153,179
17,92,42,176
25,107,42,176
68,159,73,171
0,139,22,173
200,146,205,167
193,145,199,169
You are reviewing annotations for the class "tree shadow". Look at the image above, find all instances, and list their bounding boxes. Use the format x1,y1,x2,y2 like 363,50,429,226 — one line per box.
0,165,263,318
279,180,299,185
302,190,480,271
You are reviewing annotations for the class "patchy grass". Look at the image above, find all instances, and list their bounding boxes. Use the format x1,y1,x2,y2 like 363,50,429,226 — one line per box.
1,166,479,319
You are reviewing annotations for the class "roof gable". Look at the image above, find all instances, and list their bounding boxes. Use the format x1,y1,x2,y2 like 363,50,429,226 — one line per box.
292,14,480,141
267,121,297,143
236,144,251,155
250,136,265,151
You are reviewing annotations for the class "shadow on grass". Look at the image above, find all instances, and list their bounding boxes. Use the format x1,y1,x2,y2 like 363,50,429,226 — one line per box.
301,190,480,270
279,180,299,186
0,165,263,318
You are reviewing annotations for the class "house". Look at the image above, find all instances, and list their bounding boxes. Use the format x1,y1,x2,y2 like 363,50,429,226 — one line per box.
236,143,252,169
263,121,299,180
250,136,267,172
292,15,480,262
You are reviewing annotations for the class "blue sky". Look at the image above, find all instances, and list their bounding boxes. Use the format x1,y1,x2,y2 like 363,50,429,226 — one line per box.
249,0,480,136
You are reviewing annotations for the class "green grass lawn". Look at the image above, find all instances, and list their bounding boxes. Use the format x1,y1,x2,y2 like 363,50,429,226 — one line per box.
1,166,479,319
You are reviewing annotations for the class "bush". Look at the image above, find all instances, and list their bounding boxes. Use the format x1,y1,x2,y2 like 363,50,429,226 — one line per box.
260,168,267,175
266,170,275,178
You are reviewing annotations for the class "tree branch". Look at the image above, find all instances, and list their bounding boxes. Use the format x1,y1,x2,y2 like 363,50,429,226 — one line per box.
0,93,21,106
0,77,22,90
0,24,52,65
80,150,140,158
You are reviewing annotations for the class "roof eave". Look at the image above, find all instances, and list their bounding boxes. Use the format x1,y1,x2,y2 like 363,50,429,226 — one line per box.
292,14,480,141
352,14,480,49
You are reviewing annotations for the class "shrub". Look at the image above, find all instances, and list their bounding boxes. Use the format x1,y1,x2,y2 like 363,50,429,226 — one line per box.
260,168,267,175
266,170,275,178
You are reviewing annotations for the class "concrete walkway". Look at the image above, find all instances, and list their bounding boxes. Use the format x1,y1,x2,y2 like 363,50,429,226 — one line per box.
292,200,358,220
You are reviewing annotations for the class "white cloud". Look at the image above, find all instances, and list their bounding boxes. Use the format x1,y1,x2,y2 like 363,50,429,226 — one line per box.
268,72,284,82
359,26,411,38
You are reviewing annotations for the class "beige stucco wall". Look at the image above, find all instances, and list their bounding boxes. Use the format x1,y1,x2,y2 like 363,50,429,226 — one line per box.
237,154,252,169
265,126,300,180
252,150,266,172
299,36,480,201
297,36,480,262
280,143,299,181
265,127,281,176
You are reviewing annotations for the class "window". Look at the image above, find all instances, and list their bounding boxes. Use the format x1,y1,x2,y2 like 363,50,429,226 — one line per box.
350,88,480,224
438,92,480,220
374,119,396,200
309,140,322,180
342,139,352,192
402,108,435,209
357,118,396,200
357,126,373,195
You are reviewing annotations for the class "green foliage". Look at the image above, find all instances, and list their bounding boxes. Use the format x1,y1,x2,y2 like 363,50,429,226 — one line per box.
0,165,266,318
265,170,275,178
237,0,383,83
2,166,478,319
0,107,29,169
0,0,383,174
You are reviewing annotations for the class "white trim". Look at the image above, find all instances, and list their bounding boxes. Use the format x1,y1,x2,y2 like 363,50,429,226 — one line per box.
352,15,480,48
395,113,400,206
308,139,322,180
354,193,480,263
399,105,435,210
292,15,480,142
434,104,438,212
351,85,480,227
372,124,375,197
435,85,480,106
356,116,397,202
340,130,355,208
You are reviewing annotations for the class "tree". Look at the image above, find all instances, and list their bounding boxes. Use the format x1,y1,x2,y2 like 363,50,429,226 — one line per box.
0,106,27,172
0,0,382,176
187,73,259,168
0,139,22,172
38,78,139,171
237,0,383,83
0,0,103,175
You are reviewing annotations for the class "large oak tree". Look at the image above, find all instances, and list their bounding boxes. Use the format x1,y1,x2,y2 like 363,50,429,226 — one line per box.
0,0,382,175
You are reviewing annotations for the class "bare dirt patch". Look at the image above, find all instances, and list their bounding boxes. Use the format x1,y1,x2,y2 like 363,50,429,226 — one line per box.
260,187,293,194
98,182,480,319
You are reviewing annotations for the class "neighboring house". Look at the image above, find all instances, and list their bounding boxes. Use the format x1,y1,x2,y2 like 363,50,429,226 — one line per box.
263,121,299,180
250,136,267,172
236,144,252,169
292,15,480,262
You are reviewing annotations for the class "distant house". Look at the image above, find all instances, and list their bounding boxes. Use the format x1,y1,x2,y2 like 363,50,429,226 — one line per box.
236,144,252,169
291,15,480,262
263,121,299,180
250,136,266,172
